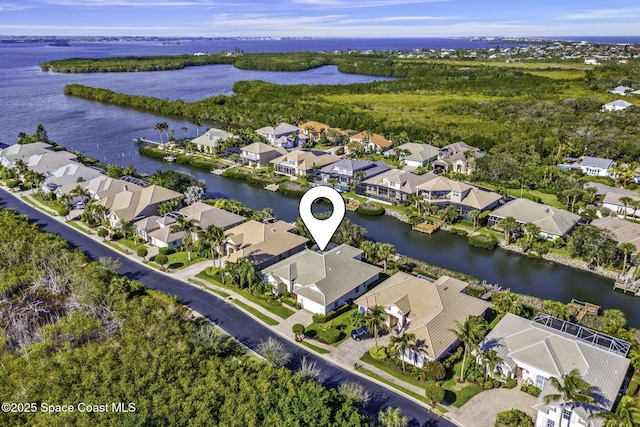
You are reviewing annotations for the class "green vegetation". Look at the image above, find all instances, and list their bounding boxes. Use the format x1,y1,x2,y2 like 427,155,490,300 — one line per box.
0,208,368,426
232,300,279,326
495,409,534,427
300,340,330,355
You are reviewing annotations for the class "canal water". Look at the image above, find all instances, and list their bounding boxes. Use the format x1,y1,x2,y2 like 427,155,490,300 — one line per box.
2,41,638,327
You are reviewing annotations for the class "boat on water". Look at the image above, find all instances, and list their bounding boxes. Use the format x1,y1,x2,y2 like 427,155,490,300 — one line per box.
163,155,176,162
48,41,70,47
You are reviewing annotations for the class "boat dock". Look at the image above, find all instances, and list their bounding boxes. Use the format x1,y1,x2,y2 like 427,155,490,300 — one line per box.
346,199,360,212
264,183,279,192
211,164,237,175
613,270,640,296
133,137,164,146
412,222,440,234
568,299,600,323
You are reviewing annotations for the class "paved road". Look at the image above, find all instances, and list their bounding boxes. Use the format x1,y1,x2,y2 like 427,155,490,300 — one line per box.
0,188,455,427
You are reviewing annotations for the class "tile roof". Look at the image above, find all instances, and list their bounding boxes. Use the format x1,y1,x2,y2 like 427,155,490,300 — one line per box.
0,142,51,163
489,198,581,236
178,202,245,230
255,122,300,137
363,168,434,194
591,216,640,247
241,141,279,154
270,150,339,171
27,151,77,173
191,128,235,147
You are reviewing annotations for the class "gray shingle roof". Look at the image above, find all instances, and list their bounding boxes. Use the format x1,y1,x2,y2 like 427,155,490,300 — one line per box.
489,198,581,237
580,156,614,170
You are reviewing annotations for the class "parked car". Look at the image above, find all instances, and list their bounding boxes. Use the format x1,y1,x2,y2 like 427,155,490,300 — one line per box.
351,325,370,341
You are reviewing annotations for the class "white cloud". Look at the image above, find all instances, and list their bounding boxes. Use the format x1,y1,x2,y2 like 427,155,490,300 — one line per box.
561,8,640,20
290,0,447,8
33,0,226,6
0,3,35,10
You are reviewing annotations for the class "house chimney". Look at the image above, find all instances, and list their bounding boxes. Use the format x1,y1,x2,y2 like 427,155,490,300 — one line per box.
289,262,297,281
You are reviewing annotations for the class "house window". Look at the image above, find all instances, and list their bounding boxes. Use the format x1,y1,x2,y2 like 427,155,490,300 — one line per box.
546,420,555,427
535,375,548,389
563,407,571,420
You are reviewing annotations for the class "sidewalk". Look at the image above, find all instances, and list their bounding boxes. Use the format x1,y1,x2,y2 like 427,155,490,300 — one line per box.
6,186,461,425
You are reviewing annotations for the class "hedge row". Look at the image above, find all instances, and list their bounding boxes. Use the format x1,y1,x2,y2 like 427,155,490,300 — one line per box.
468,234,498,250
357,203,385,216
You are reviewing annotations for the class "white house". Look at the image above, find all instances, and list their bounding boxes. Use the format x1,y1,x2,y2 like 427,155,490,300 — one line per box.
255,123,300,144
601,99,633,112
262,244,381,314
481,313,630,427
577,156,614,177
610,86,634,96
191,128,235,154
601,191,640,218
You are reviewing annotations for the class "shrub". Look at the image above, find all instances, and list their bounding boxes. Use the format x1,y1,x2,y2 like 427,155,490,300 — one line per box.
369,345,388,361
493,379,501,388
312,313,327,324
483,381,493,389
338,382,371,407
357,203,385,216
159,247,172,256
313,304,352,324
468,234,498,250
450,227,468,236
97,228,108,239
504,378,517,389
495,409,534,427
155,253,169,270
627,379,639,396
6,179,19,188
424,384,445,404
292,323,305,340
318,327,343,344
422,360,446,382
521,383,541,397
136,247,148,259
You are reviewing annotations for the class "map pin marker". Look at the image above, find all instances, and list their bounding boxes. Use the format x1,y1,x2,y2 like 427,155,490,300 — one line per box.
299,186,346,252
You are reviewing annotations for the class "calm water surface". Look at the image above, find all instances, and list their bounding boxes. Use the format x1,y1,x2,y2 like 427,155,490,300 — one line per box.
2,40,638,326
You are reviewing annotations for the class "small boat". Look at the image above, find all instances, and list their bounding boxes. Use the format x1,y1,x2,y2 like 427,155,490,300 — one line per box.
163,155,176,162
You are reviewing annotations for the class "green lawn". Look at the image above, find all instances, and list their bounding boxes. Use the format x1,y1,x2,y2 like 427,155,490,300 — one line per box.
31,194,69,215
118,238,146,252
104,240,132,255
441,363,483,408
66,220,94,235
232,300,279,326
305,307,358,346
156,251,209,270
300,340,331,355
354,365,430,406
195,270,295,319
503,188,564,209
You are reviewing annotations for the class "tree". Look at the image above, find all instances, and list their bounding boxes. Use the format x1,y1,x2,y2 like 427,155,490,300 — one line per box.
619,196,634,219
292,323,305,341
97,227,108,241
424,384,445,405
154,122,165,144
170,216,199,261
158,199,180,215
568,225,618,267
469,209,482,231
155,253,168,271
181,126,188,139
448,315,488,382
376,242,396,272
543,368,596,427
590,395,640,427
498,216,518,243
192,118,203,136
492,290,523,315
523,222,541,247
389,332,417,373
184,185,204,205
257,336,291,368
338,382,370,407
440,205,458,225
602,308,627,337
364,305,387,347
619,242,636,273
378,406,407,427
479,349,503,380
136,247,148,260
198,224,226,266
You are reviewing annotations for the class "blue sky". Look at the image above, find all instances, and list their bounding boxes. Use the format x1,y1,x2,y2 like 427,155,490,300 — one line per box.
1,0,639,37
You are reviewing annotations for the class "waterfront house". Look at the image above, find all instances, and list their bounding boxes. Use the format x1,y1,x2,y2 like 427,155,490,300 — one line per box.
359,168,433,204
591,216,640,247
610,85,634,96
488,198,581,239
43,163,103,192
191,128,236,154
575,156,615,177
432,141,483,174
386,143,439,168
269,150,339,178
354,272,490,365
239,142,286,168
101,184,182,228
26,150,78,174
178,201,246,230
224,220,309,269
262,244,381,314
298,121,329,142
319,159,390,192
0,142,52,168
255,122,300,144
57,175,145,201
601,99,633,112
347,132,392,153
481,313,630,427
601,191,640,218
415,175,502,218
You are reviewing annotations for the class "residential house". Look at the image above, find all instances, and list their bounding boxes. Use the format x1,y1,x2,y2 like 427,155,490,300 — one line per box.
575,156,615,177
255,123,300,144
319,159,390,192
481,313,630,427
239,142,286,168
386,143,439,168
359,168,433,204
57,175,145,200
610,85,634,96
43,163,103,192
134,214,184,249
224,220,309,269
100,184,182,228
347,132,392,153
298,121,329,142
26,150,78,174
601,99,633,112
269,150,339,178
191,128,236,154
601,191,640,218
354,272,490,365
179,202,246,230
416,175,502,218
432,141,483,174
488,198,582,239
262,244,381,314
591,217,640,248
0,142,52,168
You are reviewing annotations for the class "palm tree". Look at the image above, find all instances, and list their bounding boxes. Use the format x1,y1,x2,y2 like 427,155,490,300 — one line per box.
543,368,596,427
602,309,627,337
448,315,488,382
498,216,518,243
523,222,541,246
14,158,28,178
170,217,199,261
192,118,203,137
69,184,90,203
408,192,422,215
479,349,503,381
364,305,387,347
376,243,396,273
590,395,640,427
390,332,417,373
619,196,634,219
440,205,458,225
469,209,481,231
198,224,225,267
181,126,188,139
154,122,165,144
235,257,261,289
619,242,636,273
378,406,407,427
